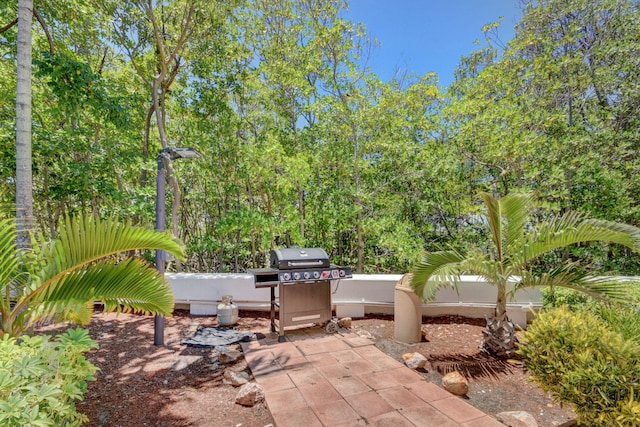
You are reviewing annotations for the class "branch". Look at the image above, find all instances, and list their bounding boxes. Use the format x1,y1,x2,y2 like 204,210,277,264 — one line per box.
0,18,17,34
33,7,54,54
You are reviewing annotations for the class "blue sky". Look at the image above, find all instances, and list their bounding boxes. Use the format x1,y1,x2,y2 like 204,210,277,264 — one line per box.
343,1,524,87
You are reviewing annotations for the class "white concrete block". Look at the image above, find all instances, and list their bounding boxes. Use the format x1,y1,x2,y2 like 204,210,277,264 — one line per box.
190,303,217,316
335,303,365,318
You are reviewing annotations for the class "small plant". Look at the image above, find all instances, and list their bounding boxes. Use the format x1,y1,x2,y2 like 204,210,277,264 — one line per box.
0,328,99,426
0,215,185,337
518,306,640,425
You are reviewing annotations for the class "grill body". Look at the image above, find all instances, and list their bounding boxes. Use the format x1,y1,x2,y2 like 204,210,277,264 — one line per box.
250,248,352,342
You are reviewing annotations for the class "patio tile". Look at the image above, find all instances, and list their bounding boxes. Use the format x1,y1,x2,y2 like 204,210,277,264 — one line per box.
462,415,505,427
298,378,342,406
358,370,401,390
386,366,424,384
341,358,378,375
377,386,426,410
287,366,325,387
271,405,323,427
369,355,405,371
318,362,353,379
344,336,376,347
353,345,384,358
326,375,371,397
405,380,454,402
399,405,461,427
279,355,311,371
271,341,305,360
330,349,363,363
345,391,395,419
266,388,308,413
297,337,350,355
429,396,487,423
254,371,296,393
312,399,362,425
371,410,415,427
249,359,284,377
306,352,340,367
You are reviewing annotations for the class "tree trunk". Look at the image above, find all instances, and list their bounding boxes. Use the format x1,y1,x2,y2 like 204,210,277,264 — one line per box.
15,0,33,247
480,287,518,358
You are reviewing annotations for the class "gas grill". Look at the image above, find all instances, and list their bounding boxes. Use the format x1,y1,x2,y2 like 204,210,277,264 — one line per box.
250,248,352,342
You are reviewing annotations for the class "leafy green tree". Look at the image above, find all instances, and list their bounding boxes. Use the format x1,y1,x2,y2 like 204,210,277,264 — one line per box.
411,192,640,357
0,215,184,337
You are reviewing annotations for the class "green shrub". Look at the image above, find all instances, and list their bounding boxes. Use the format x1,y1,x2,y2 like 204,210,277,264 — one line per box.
541,286,597,310
0,328,98,426
518,306,640,426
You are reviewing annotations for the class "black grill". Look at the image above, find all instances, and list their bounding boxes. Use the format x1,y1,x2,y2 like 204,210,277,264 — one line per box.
250,248,352,342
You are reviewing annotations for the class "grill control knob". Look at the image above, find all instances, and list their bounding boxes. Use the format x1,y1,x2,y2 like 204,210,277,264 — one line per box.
283,273,291,281
293,272,301,280
313,271,321,279
339,270,346,277
303,272,311,280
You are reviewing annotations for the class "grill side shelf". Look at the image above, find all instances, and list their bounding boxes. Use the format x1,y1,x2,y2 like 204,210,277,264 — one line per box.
249,268,280,288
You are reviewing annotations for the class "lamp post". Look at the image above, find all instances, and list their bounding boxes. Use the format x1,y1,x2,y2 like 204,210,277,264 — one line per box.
154,146,202,345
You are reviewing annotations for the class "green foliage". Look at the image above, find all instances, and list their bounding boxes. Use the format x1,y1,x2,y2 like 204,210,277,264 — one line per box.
541,286,597,310
0,328,99,426
412,192,640,357
519,306,640,425
0,215,185,337
2,0,640,275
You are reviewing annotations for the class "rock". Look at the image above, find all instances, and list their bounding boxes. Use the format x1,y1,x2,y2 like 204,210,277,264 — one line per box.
235,382,265,407
496,411,539,427
217,346,242,364
224,369,249,387
441,371,469,396
338,317,352,328
356,330,373,339
402,352,428,370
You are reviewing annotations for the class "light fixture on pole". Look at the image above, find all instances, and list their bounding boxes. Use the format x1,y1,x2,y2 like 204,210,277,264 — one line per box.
154,146,202,345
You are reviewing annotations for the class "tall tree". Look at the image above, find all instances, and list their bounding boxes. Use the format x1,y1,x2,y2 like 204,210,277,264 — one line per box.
15,0,33,245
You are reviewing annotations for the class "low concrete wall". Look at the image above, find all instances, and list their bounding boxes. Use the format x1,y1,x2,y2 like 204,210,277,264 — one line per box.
167,273,543,326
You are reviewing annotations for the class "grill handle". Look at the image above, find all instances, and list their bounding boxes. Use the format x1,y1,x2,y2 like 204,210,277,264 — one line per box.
287,260,325,267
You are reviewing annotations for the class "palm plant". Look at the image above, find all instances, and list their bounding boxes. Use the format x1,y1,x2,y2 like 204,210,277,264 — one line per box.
411,192,640,358
0,215,185,337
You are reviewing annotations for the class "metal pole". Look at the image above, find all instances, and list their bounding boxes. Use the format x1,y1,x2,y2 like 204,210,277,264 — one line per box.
154,153,166,345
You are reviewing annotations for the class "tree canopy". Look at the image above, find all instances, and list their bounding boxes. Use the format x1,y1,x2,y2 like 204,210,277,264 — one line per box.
1,0,639,274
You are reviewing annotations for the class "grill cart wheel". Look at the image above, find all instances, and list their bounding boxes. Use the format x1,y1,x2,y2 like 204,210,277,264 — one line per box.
325,319,339,334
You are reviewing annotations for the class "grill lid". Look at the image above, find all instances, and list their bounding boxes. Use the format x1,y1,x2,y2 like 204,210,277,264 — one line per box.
270,247,330,269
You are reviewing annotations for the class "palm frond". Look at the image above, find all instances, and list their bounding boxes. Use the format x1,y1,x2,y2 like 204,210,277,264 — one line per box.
500,192,533,251
33,216,185,283
411,250,465,301
0,218,18,295
18,300,95,334
480,192,503,261
518,266,631,302
521,215,640,263
39,258,174,316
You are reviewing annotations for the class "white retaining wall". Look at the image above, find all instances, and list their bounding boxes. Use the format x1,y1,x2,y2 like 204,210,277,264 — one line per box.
167,273,543,326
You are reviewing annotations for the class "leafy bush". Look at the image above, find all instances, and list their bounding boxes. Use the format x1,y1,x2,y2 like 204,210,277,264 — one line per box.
0,328,98,426
541,286,596,310
518,306,640,426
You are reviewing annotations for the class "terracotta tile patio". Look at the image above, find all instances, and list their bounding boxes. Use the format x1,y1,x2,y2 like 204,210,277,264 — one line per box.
240,326,504,427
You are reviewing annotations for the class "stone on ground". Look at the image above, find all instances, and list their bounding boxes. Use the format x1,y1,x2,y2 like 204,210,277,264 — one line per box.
224,369,249,387
402,352,428,370
441,370,469,396
496,411,539,427
235,382,265,407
